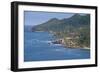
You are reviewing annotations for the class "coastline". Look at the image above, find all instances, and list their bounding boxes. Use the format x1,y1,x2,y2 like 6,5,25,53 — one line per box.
49,31,90,50
62,43,90,50
33,31,90,50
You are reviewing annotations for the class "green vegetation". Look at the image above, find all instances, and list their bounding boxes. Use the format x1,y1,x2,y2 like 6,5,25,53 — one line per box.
32,14,90,49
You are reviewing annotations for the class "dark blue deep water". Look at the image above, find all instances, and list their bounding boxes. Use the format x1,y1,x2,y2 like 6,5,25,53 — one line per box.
24,31,90,62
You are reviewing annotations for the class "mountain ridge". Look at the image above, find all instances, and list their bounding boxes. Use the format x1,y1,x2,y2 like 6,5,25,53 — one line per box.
32,14,90,32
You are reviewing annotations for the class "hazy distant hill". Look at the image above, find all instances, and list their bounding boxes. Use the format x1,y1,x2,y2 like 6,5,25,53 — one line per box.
24,25,33,32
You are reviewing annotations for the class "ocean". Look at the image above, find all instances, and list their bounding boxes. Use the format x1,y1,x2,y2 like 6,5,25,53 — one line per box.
24,31,90,62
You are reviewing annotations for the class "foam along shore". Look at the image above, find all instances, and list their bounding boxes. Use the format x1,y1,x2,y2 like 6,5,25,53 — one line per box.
83,47,90,50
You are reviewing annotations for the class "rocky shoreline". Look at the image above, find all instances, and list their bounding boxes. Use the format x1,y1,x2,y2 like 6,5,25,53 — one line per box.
51,38,90,49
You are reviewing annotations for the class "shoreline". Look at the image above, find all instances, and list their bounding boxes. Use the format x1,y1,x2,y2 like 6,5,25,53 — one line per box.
32,31,90,50
61,44,90,50
51,35,90,50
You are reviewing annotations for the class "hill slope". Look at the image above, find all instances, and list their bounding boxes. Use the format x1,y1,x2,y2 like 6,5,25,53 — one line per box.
31,14,90,48
32,14,90,32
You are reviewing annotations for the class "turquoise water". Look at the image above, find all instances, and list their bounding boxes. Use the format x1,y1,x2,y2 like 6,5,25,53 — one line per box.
24,31,90,62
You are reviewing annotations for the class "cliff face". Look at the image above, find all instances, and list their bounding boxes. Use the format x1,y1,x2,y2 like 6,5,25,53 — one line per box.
31,14,90,49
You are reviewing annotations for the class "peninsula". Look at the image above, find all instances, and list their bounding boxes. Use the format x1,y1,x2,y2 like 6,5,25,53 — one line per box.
31,14,90,49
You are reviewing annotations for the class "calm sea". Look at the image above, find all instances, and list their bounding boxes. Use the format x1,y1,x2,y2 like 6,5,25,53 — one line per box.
24,30,90,62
